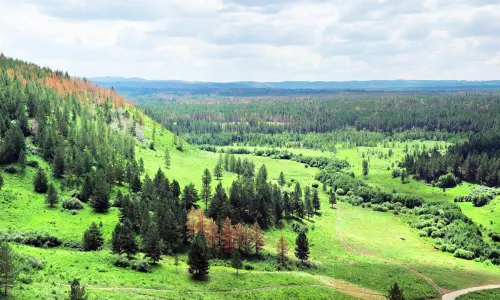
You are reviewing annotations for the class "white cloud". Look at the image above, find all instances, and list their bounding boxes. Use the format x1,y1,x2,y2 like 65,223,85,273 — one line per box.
0,0,499,81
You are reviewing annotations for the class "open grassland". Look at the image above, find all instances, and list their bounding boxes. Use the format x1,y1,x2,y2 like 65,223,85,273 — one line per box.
456,288,500,300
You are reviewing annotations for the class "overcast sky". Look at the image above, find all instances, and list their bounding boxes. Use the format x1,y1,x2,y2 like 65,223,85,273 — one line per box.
1,0,499,81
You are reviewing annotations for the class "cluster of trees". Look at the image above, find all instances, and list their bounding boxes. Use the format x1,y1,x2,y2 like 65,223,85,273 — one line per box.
402,131,500,187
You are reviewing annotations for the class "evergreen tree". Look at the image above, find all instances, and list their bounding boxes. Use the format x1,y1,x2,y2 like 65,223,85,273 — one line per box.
165,149,171,169
34,167,49,193
362,159,369,177
312,188,320,213
304,187,312,220
329,190,337,208
80,175,93,202
401,170,407,184
69,279,88,300
0,240,16,296
283,191,292,218
386,282,406,300
18,149,26,171
122,221,139,259
82,222,104,251
52,146,65,178
143,222,163,264
294,231,310,263
0,124,25,164
111,223,124,255
188,231,210,279
209,182,228,220
182,183,198,209
253,222,265,255
214,161,223,180
224,153,229,171
45,183,59,208
231,251,243,275
201,168,212,209
278,171,286,187
90,170,110,213
171,179,181,199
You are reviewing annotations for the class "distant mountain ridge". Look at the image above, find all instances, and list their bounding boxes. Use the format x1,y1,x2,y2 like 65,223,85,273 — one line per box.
89,77,500,97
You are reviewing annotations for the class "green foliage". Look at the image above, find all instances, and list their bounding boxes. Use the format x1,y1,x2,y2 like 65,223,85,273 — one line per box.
69,279,88,300
0,240,16,296
33,168,48,193
231,251,243,275
82,222,104,251
201,168,212,209
294,231,310,263
45,183,59,208
386,282,405,300
188,231,210,279
89,170,110,213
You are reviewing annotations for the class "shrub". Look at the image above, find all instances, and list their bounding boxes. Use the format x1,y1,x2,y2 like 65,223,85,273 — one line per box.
336,188,346,195
244,264,255,271
5,165,20,174
62,198,84,210
132,260,152,273
114,257,131,268
372,205,388,212
491,233,500,242
454,249,475,260
26,160,39,168
438,173,458,188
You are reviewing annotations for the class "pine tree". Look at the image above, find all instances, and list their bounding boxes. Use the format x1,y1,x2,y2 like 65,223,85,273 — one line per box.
69,279,88,300
165,149,171,169
214,161,223,180
276,235,288,266
294,231,310,263
82,222,104,251
182,183,198,210
201,168,212,209
231,251,243,275
386,282,405,300
122,221,139,259
143,222,163,264
188,231,210,279
304,187,312,220
45,183,59,208
362,159,369,177
312,188,320,213
80,175,92,202
0,240,16,296
111,223,124,255
34,167,49,193
90,170,110,213
278,171,286,187
18,149,26,171
329,190,337,208
53,146,65,178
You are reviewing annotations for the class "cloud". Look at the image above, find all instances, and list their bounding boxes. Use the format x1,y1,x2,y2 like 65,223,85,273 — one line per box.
1,0,499,81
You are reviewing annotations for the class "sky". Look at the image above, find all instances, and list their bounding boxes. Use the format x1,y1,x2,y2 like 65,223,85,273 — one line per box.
0,0,499,82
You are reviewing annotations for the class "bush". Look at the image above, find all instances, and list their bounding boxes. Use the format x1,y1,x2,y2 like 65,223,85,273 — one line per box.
244,264,254,271
438,173,458,188
5,231,62,248
114,257,131,268
62,198,84,210
454,249,475,260
490,233,500,242
132,260,152,273
473,193,491,207
372,205,388,212
26,160,39,168
5,165,20,174
336,188,345,195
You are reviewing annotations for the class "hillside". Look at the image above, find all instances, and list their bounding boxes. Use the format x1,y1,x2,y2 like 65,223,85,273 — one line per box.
1,56,500,300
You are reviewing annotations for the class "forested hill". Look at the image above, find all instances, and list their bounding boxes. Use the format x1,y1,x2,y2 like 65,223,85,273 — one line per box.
0,53,144,193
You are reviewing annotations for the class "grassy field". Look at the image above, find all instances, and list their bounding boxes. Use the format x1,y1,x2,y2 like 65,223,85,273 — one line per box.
456,288,500,299
2,117,500,299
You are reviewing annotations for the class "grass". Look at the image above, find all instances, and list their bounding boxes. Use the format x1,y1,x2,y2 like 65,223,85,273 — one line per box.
456,288,500,299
